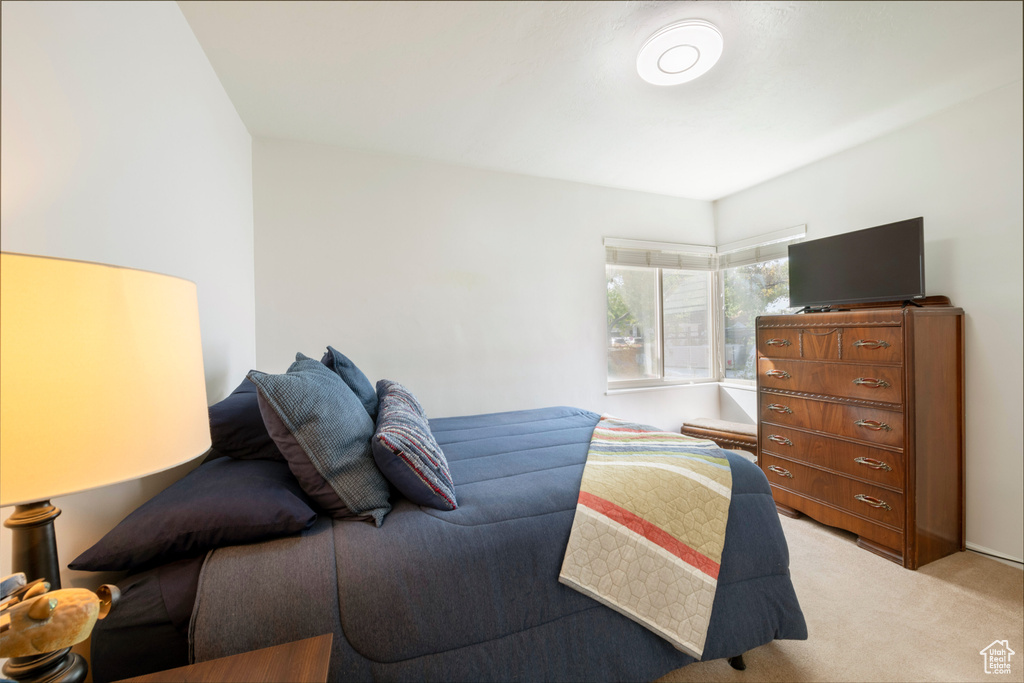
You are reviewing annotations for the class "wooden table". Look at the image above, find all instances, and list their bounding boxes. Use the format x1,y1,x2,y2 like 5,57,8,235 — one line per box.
114,634,332,683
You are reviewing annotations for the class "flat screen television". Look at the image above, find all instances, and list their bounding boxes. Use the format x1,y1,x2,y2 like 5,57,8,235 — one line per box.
788,217,925,309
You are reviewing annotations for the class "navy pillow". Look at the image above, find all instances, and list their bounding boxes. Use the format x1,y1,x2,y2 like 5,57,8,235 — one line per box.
320,346,378,421
69,459,317,572
208,379,284,461
248,354,391,526
371,380,457,511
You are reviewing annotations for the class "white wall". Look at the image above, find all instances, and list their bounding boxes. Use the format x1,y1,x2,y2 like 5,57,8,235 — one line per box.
254,139,721,432
719,384,758,424
0,1,255,589
714,81,1024,563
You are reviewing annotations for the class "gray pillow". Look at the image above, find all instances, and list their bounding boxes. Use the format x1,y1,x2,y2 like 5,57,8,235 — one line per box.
248,354,391,526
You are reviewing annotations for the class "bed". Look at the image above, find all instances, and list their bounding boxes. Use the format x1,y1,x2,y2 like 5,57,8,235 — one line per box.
83,356,805,682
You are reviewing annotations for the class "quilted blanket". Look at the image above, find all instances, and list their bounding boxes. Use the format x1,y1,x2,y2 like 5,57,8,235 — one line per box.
559,415,733,658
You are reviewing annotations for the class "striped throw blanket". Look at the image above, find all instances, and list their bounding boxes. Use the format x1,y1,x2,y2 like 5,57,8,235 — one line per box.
558,415,733,658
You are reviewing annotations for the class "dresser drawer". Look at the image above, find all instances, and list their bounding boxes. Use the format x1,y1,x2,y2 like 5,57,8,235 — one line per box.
761,453,905,529
768,486,905,554
757,326,846,361
758,358,902,403
843,327,903,363
756,328,804,360
757,326,902,363
759,393,904,447
759,424,904,490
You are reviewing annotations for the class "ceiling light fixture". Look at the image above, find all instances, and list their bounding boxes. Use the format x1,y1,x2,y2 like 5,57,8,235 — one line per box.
637,19,723,86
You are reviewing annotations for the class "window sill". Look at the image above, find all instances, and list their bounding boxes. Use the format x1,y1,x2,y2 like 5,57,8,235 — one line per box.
606,381,717,396
718,381,757,392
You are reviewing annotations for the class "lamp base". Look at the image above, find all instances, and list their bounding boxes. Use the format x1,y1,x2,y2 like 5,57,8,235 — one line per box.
3,503,87,683
4,502,63,590
2,649,87,683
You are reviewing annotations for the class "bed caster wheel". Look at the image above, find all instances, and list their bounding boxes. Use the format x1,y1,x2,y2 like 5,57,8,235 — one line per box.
728,654,746,671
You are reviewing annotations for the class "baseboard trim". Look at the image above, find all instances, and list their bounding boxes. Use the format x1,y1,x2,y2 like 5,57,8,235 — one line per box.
966,542,1024,568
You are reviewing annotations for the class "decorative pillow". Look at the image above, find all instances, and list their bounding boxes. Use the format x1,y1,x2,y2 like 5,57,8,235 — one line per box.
69,458,317,572
208,378,284,461
320,346,378,421
248,354,391,526
371,380,457,511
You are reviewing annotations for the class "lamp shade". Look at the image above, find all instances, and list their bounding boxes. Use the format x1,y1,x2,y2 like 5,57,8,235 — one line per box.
1,253,211,507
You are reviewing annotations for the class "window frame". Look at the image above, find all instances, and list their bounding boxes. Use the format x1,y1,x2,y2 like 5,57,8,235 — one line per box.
606,266,717,390
716,255,796,386
605,227,805,391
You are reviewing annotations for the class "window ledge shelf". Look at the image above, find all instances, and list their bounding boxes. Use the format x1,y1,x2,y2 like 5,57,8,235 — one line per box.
606,381,717,396
718,381,757,392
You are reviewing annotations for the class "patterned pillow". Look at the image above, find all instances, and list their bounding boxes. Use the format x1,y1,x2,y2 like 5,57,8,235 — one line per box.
371,380,457,511
248,354,391,526
320,346,378,421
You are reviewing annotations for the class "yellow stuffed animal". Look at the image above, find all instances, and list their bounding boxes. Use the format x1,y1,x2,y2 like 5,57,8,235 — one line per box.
0,576,119,658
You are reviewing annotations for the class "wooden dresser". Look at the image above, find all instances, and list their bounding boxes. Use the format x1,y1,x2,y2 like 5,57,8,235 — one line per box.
755,302,965,569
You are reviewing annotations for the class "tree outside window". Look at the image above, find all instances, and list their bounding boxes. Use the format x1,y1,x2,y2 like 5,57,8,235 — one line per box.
607,266,659,382
607,255,797,386
721,257,794,380
607,265,713,384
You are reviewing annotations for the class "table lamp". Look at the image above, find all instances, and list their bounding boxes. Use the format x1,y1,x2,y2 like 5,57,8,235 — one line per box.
0,252,211,682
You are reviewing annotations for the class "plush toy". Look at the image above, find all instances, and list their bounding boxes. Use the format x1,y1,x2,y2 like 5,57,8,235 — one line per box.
0,574,119,658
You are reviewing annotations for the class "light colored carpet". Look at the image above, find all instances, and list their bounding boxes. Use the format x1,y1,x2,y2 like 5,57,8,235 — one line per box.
658,515,1024,683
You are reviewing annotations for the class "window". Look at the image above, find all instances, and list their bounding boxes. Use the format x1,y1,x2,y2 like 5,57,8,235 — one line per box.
717,233,802,382
606,240,717,387
606,228,804,389
720,257,794,380
606,265,660,382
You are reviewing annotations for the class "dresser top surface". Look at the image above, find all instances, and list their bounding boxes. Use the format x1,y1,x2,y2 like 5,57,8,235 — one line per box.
758,305,963,328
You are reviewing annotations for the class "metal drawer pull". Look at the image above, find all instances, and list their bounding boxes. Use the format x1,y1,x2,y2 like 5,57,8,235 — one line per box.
853,339,891,350
767,403,793,414
854,457,893,471
765,338,792,347
853,377,890,388
854,494,892,510
767,465,793,478
765,369,791,379
768,434,793,446
854,419,892,432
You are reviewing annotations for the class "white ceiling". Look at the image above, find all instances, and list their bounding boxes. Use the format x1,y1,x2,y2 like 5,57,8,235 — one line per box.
178,1,1023,201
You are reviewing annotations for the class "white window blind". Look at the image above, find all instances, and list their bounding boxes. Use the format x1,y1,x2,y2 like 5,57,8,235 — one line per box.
717,241,793,268
716,225,806,269
604,226,805,271
603,238,717,271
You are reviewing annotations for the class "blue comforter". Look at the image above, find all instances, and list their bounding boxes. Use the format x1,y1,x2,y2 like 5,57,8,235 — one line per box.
190,407,806,681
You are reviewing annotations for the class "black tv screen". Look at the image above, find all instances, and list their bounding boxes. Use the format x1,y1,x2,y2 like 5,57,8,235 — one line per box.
788,218,925,308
